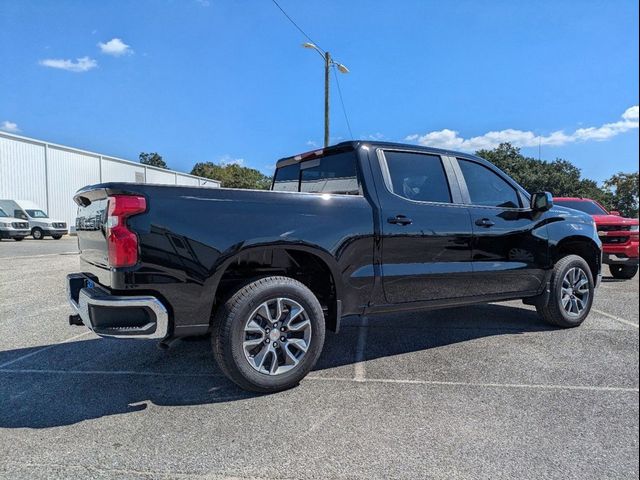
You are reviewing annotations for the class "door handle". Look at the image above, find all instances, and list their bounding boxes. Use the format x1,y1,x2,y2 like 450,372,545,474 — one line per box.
388,215,413,226
475,218,495,228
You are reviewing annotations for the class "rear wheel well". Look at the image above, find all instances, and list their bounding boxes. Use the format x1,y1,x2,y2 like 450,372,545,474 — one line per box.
213,248,339,331
555,238,600,281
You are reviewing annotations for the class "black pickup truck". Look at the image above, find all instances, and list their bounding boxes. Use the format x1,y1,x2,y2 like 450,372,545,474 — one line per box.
68,141,602,392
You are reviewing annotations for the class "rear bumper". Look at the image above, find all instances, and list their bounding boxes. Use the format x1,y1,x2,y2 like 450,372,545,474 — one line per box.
67,273,169,340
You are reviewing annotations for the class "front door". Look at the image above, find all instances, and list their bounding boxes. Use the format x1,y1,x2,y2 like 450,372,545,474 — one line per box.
455,157,548,296
375,149,474,303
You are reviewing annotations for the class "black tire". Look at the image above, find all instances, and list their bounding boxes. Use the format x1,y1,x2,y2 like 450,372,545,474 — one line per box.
14,237,24,241
609,264,638,280
52,234,63,240
31,228,44,240
211,276,325,393
536,254,594,328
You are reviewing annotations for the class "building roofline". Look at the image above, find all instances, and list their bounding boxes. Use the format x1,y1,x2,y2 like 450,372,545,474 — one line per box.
0,130,220,185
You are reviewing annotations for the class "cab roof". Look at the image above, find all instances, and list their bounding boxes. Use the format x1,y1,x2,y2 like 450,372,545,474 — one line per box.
275,140,487,169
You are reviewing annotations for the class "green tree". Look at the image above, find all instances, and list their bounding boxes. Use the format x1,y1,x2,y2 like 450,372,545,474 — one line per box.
139,152,168,169
475,143,612,206
602,172,639,218
191,162,271,190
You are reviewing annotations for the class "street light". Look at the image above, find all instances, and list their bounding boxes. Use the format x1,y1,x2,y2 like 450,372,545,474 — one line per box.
302,42,349,147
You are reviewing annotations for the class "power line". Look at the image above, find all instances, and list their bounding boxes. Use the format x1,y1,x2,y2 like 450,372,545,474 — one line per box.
333,65,353,140
270,0,324,52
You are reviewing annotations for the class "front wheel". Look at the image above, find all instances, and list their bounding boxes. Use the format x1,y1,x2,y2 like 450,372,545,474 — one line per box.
31,228,44,240
52,234,63,240
609,264,638,280
14,237,24,241
536,254,594,328
211,276,325,393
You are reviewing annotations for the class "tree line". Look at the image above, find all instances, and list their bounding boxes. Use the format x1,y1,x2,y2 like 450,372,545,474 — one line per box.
139,143,639,218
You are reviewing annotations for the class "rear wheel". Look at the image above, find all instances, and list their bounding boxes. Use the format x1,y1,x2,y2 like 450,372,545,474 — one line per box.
211,276,325,393
609,264,638,280
31,228,44,240
52,234,63,240
536,254,594,328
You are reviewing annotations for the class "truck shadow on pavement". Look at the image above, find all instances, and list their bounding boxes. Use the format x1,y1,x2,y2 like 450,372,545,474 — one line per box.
0,303,554,429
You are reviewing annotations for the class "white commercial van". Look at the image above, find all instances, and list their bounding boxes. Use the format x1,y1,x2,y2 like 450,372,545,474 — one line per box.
0,200,68,240
0,206,30,241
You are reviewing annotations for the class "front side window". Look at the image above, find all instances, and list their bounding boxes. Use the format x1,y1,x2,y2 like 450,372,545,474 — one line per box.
0,208,8,218
383,151,452,203
26,209,48,218
458,159,520,208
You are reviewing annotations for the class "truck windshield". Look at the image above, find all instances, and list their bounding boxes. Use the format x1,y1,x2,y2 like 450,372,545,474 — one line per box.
26,209,48,218
554,200,608,215
0,208,8,217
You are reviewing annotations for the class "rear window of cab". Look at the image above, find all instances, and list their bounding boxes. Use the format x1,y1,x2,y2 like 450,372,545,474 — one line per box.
272,150,360,195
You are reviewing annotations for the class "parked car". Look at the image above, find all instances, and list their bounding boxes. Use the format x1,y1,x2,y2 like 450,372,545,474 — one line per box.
0,199,68,240
0,206,30,241
67,141,602,392
554,197,638,279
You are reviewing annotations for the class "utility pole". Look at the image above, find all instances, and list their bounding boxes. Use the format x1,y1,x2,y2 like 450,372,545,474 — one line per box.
324,51,330,148
303,43,349,148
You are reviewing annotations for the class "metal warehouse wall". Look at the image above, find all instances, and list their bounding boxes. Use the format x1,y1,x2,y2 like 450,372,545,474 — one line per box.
0,132,220,231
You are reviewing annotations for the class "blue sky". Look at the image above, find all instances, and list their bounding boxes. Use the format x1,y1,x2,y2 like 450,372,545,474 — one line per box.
1,0,638,182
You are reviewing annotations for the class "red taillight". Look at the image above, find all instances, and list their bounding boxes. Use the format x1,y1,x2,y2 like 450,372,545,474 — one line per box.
106,195,146,267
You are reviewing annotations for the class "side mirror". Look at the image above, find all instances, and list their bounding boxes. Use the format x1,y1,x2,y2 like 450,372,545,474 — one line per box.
609,210,621,216
531,191,553,212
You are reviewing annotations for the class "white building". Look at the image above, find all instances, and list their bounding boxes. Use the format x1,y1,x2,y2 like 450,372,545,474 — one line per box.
0,131,220,231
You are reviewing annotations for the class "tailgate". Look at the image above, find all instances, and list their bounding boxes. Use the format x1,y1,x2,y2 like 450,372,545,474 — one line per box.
74,188,111,281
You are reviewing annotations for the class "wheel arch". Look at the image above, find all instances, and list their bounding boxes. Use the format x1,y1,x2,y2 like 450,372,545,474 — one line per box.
208,244,344,332
552,235,601,282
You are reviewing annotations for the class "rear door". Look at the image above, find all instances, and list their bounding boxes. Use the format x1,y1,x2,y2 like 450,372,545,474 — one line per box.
454,157,548,296
375,148,474,303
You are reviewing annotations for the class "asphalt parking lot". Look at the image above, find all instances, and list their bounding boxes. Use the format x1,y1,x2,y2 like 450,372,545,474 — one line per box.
0,237,638,479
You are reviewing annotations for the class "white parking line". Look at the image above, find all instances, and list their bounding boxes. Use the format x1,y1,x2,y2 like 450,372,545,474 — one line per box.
0,368,224,378
593,308,639,328
306,375,640,393
0,367,636,393
0,252,78,260
0,331,92,368
353,315,368,382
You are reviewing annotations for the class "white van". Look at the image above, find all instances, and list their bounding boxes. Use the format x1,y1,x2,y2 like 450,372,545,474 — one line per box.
0,206,30,241
0,200,68,240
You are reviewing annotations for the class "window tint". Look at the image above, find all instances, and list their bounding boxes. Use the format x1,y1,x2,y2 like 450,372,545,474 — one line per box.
299,151,359,195
383,151,451,203
458,159,520,208
272,163,300,192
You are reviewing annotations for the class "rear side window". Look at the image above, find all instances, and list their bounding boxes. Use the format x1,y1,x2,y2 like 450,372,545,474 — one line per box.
458,159,520,208
272,164,300,192
273,150,360,195
383,151,452,203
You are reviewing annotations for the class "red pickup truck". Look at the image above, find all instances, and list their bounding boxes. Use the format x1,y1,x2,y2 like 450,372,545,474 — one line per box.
554,197,639,279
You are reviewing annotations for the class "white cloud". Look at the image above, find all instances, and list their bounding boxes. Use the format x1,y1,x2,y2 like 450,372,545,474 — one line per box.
0,121,20,133
98,38,133,57
195,0,211,6
367,132,385,140
406,105,639,151
39,56,98,72
305,140,318,148
219,155,244,166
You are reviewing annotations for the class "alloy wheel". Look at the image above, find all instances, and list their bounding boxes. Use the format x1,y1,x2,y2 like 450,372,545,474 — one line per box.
242,297,312,376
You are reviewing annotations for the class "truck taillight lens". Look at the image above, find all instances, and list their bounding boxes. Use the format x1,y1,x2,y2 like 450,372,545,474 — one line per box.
106,195,146,267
